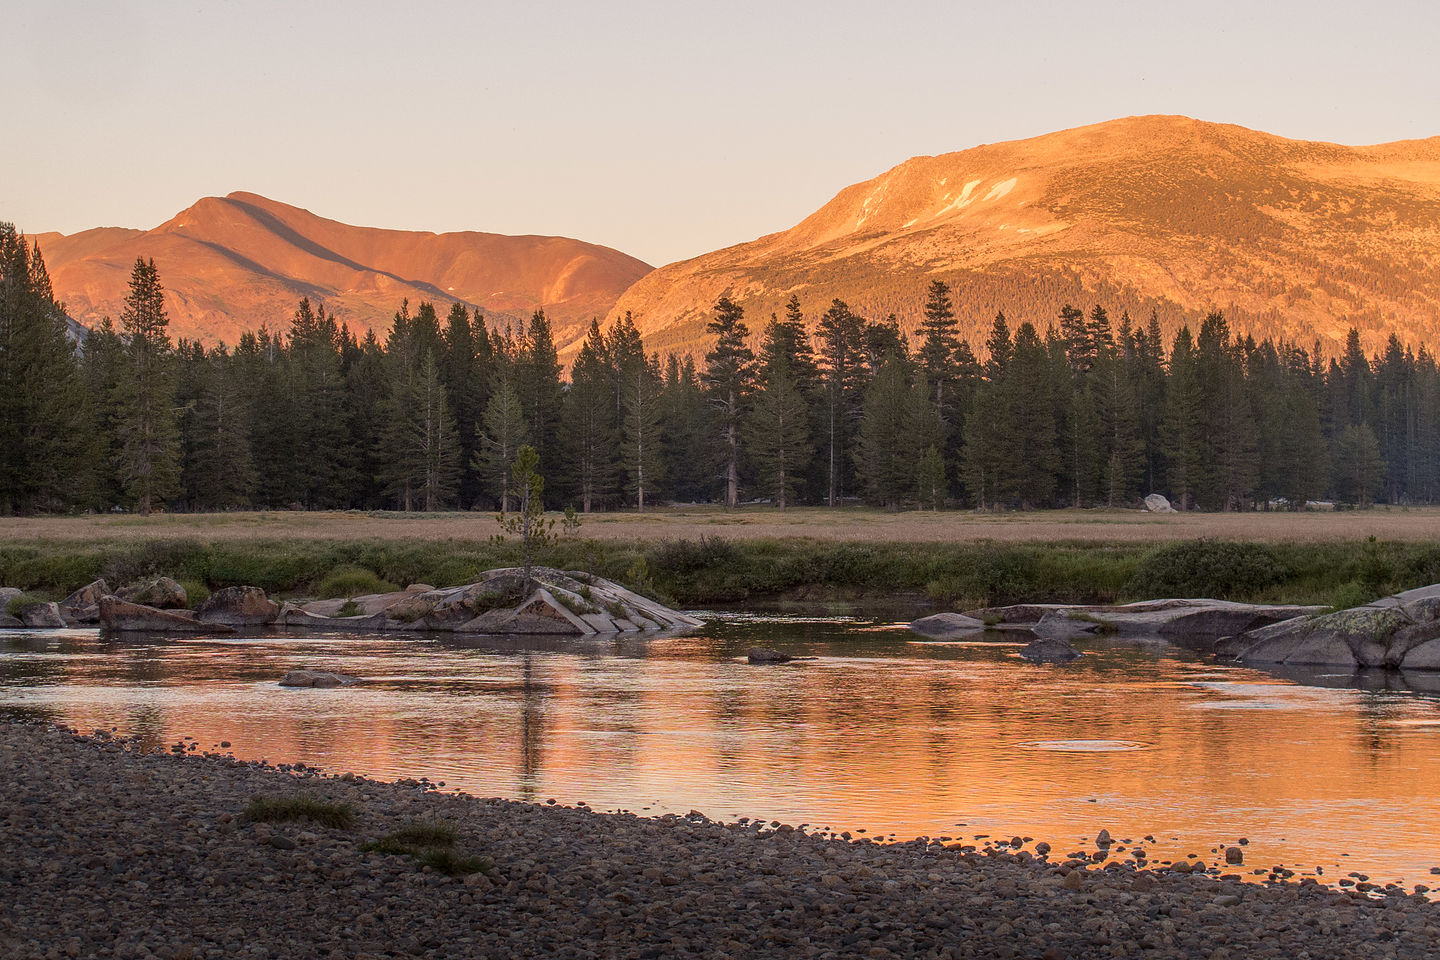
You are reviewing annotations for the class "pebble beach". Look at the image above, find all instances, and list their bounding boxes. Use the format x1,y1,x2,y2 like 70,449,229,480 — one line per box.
3,720,1438,960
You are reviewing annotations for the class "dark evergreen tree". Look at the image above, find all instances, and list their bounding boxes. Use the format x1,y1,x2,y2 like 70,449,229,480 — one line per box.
702,296,755,508
113,258,180,515
816,298,868,505
747,313,815,509
0,226,90,512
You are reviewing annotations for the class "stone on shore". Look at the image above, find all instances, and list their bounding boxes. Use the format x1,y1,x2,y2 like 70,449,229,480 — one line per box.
1032,611,1101,642
118,576,188,610
0,613,22,629
959,598,1323,643
18,601,67,629
1019,637,1083,663
299,567,700,638
909,612,987,638
62,579,109,612
99,596,234,634
1232,584,1440,669
196,585,280,625
0,586,21,607
278,670,359,688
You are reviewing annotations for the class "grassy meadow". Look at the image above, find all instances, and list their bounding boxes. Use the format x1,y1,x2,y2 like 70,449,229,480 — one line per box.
4,506,1440,612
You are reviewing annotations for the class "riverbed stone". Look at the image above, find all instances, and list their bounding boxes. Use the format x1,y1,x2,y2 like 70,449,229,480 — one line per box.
18,601,66,628
747,647,793,664
99,596,233,634
278,670,359,688
61,579,109,611
196,586,280,626
0,613,22,629
1234,588,1440,670
1032,611,1101,642
118,576,189,610
909,612,987,638
1019,637,1083,663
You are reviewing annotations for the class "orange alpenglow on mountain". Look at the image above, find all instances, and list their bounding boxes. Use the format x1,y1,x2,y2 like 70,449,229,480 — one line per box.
33,192,653,348
609,115,1440,359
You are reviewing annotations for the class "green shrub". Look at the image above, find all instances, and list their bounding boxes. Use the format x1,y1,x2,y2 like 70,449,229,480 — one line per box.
1124,540,1286,600
1325,581,1378,613
245,795,357,829
388,821,458,847
313,565,398,599
6,592,51,618
177,580,210,609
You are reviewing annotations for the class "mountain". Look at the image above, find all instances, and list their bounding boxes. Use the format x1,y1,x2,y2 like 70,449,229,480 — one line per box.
32,192,653,347
609,116,1440,358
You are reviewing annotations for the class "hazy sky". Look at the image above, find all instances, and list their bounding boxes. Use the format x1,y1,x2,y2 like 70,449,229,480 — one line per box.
4,0,1437,266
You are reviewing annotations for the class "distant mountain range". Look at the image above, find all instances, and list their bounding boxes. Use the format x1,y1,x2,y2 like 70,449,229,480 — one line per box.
32,192,652,347
609,115,1440,358
30,116,1440,360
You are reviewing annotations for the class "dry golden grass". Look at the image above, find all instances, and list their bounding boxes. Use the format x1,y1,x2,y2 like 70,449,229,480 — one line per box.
5,506,1440,546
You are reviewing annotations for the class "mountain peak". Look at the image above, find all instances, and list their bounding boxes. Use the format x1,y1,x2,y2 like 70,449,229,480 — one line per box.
610,116,1440,358
36,194,652,346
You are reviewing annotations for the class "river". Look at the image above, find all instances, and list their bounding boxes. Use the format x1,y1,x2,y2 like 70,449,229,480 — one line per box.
4,614,1439,890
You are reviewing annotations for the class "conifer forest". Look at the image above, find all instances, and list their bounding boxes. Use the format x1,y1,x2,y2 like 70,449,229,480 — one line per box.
2,223,1432,516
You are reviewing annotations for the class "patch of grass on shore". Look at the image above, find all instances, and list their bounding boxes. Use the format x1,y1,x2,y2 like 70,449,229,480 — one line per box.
4,530,1440,609
361,820,491,876
245,795,357,829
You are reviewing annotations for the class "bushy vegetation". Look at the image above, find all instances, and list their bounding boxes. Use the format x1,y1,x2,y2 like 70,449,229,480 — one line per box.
245,795,357,829
1123,540,1286,599
360,820,491,876
4,532,1439,611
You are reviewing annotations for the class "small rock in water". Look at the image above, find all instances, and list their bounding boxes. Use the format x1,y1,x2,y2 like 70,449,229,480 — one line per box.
1226,846,1244,865
1095,828,1112,846
747,647,793,664
1019,638,1083,663
278,670,360,688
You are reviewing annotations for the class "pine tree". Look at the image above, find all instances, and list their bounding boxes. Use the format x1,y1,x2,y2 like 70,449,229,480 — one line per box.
747,314,815,509
916,446,946,511
558,320,619,512
659,355,710,503
1161,327,1203,510
113,258,180,515
703,296,756,508
856,353,923,508
1007,323,1060,508
620,351,666,511
961,313,1015,509
476,372,529,512
816,298,868,505
516,309,563,464
0,226,90,513
1334,423,1385,507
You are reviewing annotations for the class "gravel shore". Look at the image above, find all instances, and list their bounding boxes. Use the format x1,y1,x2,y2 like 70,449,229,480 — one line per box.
3,721,1437,960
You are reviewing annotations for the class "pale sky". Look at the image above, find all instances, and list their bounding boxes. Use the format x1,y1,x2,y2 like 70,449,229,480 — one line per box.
3,0,1437,267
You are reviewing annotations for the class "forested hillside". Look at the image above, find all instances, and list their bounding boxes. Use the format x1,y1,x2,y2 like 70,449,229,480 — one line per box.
1,223,1431,516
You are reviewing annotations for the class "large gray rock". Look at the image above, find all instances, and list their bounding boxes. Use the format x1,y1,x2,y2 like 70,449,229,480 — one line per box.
196,586,280,625
118,577,188,610
19,602,66,629
99,596,232,634
0,587,22,607
0,614,22,629
1234,589,1440,670
1144,493,1176,513
1032,611,1101,642
962,598,1322,644
62,579,109,611
909,612,987,639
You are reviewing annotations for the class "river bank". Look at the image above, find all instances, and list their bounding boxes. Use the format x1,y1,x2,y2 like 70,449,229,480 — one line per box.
3,720,1438,960
5,512,1440,609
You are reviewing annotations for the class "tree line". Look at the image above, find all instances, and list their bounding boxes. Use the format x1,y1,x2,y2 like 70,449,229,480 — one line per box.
1,222,1432,515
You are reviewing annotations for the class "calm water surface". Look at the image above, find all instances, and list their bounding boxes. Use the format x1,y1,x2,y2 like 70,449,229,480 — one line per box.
4,615,1440,889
